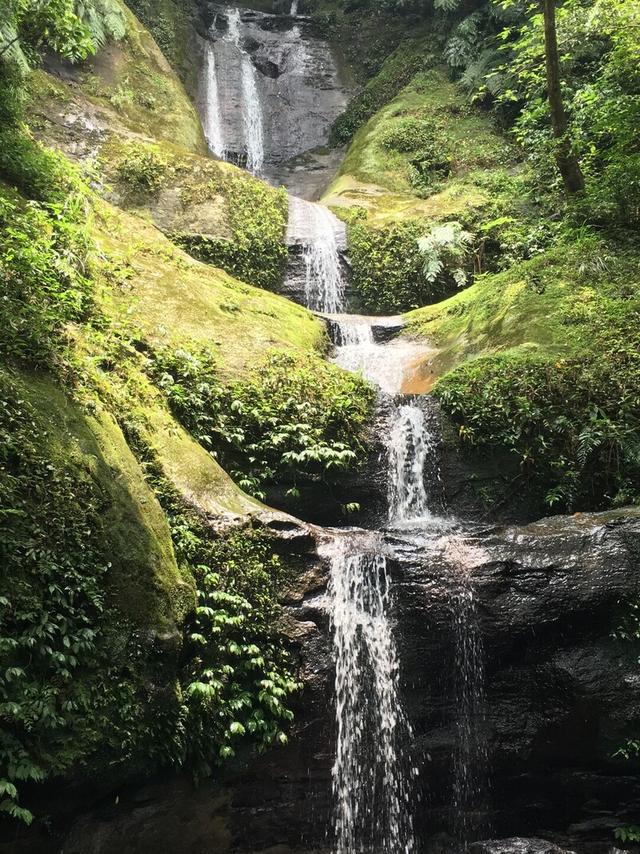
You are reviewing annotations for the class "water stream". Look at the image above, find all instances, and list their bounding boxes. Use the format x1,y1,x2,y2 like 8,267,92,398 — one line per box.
325,534,417,854
201,38,226,158
196,15,488,847
226,8,265,175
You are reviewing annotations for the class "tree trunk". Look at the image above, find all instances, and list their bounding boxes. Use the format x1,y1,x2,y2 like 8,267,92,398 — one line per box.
542,0,585,195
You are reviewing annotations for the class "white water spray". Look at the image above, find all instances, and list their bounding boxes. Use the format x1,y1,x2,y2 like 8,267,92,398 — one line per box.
290,0,299,15
202,39,226,158
388,404,434,526
287,197,346,313
326,536,417,854
227,8,265,175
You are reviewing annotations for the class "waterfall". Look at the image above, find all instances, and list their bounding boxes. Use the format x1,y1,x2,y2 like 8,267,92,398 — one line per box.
327,536,417,854
290,0,299,15
388,404,433,526
287,197,346,313
226,8,265,175
202,39,226,158
441,539,490,844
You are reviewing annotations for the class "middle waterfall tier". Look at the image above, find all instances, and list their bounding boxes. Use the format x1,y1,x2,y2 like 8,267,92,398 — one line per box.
285,197,348,313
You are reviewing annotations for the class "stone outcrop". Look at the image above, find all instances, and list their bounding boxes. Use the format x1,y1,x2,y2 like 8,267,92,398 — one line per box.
8,509,638,854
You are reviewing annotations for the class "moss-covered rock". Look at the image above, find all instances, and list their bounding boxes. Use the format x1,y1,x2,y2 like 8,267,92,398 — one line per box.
29,0,205,156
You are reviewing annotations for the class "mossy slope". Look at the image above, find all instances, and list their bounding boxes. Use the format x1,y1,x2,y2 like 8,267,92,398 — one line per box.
324,66,516,224
14,368,191,629
29,0,205,156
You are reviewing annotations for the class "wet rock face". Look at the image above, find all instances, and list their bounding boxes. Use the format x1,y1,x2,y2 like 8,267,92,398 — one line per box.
7,511,640,853
225,509,640,854
197,4,351,197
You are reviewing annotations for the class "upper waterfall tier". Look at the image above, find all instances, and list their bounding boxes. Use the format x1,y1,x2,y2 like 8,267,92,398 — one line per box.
197,4,351,196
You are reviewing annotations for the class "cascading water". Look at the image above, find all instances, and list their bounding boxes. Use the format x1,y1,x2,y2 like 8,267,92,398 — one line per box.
201,38,226,158
326,535,417,854
226,8,265,175
286,197,346,313
388,403,433,526
443,539,490,844
290,0,299,15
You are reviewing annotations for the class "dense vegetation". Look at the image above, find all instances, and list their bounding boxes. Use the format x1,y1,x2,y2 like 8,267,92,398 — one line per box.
1,0,639,836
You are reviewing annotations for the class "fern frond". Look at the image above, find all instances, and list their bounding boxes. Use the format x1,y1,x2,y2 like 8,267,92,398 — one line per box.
75,0,126,48
434,0,462,12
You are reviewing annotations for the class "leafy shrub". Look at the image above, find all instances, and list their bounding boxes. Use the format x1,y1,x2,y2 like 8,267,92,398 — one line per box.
435,347,640,513
0,128,86,203
148,347,374,501
174,174,288,291
348,217,454,313
379,117,437,153
115,143,167,194
0,186,95,367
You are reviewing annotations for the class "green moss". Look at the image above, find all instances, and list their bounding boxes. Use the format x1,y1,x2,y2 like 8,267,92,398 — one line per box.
0,366,192,821
330,40,435,145
325,68,517,224
407,235,640,512
28,0,205,155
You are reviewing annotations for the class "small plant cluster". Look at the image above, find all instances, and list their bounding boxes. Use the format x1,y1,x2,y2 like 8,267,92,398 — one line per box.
348,215,455,313
115,142,168,194
148,346,374,502
175,173,288,291
379,116,452,195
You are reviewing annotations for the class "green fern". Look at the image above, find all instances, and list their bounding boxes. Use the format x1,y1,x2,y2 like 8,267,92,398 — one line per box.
417,222,474,286
75,0,126,49
434,0,462,11
0,20,29,72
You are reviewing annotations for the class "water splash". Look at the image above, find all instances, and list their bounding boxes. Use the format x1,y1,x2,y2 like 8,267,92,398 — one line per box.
226,8,265,175
332,317,427,395
326,535,417,854
388,404,435,526
201,38,226,158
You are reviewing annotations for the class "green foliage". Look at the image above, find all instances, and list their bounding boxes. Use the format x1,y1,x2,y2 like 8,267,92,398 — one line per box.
417,221,475,289
435,342,640,512
177,527,299,777
496,0,640,224
348,216,453,313
148,346,374,501
0,372,177,823
330,41,434,145
75,0,126,48
0,0,94,74
0,176,95,368
175,173,288,291
0,373,102,823
115,142,168,194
